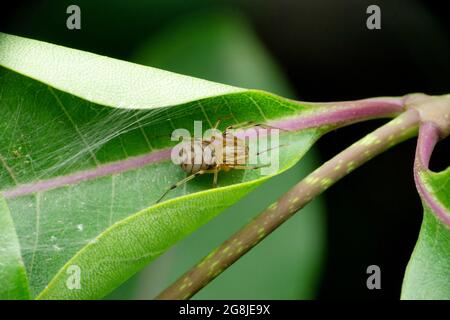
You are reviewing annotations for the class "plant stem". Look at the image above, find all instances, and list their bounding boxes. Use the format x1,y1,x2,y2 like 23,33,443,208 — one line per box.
414,122,450,227
155,109,420,300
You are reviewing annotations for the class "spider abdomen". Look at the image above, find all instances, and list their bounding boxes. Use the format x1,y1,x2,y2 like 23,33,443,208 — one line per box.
179,134,249,174
179,140,216,174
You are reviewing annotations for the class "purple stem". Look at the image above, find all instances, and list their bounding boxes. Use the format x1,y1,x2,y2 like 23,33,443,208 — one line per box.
272,97,404,130
414,122,450,227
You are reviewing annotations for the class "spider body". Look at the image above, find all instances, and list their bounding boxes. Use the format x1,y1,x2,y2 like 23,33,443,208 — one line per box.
156,121,277,203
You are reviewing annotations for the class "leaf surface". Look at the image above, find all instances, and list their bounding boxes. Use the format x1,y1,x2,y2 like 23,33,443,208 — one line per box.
0,195,30,299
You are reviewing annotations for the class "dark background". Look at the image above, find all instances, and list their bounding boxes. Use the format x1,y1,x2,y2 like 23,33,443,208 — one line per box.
1,0,449,299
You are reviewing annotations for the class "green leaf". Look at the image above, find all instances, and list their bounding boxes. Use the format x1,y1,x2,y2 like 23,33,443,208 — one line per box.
0,32,395,299
0,32,243,110
402,206,450,299
0,195,31,299
402,168,450,300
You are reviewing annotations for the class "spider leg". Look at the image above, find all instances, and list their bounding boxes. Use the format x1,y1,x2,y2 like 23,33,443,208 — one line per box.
211,115,235,130
257,144,288,155
156,170,206,203
213,119,221,130
225,121,253,131
225,121,289,132
231,164,270,170
212,167,220,188
254,123,289,131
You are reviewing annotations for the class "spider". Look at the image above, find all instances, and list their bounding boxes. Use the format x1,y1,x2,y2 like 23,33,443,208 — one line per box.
156,120,284,203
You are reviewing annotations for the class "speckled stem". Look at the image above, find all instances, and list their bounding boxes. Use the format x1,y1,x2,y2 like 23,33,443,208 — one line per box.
414,122,450,227
155,109,420,300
